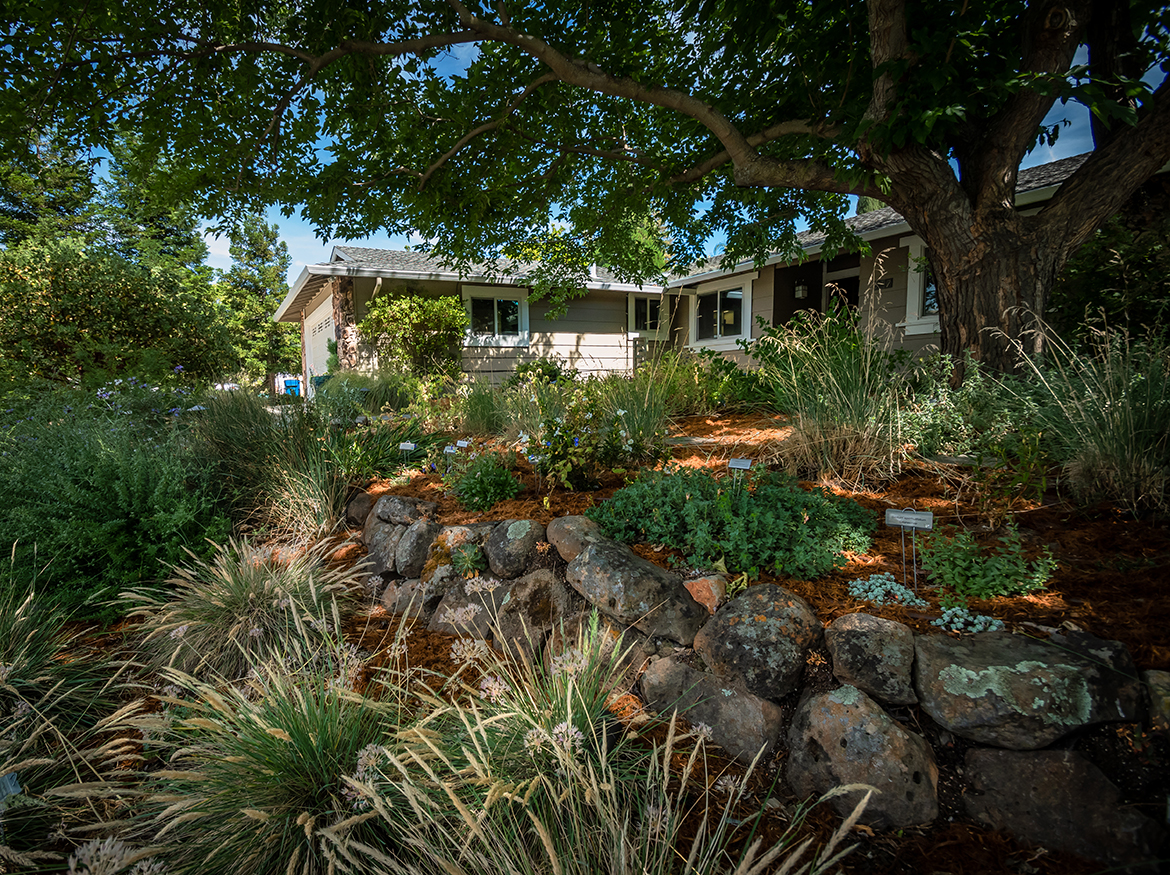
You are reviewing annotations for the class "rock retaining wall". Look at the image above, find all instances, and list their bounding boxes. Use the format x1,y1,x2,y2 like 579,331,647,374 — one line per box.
352,493,1166,871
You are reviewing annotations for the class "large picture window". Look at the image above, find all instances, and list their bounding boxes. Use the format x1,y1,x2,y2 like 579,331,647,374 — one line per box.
462,285,529,347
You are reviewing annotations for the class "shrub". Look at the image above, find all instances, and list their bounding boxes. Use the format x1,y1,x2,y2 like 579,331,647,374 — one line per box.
747,308,910,485
314,370,420,422
445,452,523,511
126,538,365,682
458,378,507,435
1017,325,1170,515
531,387,628,490
357,290,468,377
919,523,1056,599
588,467,875,579
0,393,230,615
503,356,576,388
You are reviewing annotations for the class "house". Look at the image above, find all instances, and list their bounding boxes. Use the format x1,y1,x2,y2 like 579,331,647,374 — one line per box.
273,155,1092,385
272,246,672,388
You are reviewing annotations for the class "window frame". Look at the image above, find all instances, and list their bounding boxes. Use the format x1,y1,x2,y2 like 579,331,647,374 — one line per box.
686,274,755,352
899,236,941,336
627,293,671,341
461,284,530,348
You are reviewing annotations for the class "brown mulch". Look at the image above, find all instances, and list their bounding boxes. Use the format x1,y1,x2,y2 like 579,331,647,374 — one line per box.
342,412,1170,875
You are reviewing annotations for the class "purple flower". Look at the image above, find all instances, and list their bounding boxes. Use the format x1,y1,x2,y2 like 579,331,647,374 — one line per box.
173,365,184,373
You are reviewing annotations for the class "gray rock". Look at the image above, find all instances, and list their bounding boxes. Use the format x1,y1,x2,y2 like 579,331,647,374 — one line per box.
786,686,939,829
362,521,406,576
395,519,443,579
345,490,376,528
566,539,707,645
1144,669,1170,732
964,748,1161,870
693,584,821,700
493,568,583,660
546,515,604,562
825,613,917,705
641,657,785,763
915,632,1142,750
381,578,443,619
373,494,439,526
485,519,546,579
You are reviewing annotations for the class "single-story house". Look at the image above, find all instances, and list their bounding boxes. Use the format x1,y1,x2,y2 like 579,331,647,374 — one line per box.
273,154,1090,386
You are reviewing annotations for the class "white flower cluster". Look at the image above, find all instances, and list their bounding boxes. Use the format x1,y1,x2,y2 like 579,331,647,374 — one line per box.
449,638,489,665
550,720,585,753
478,674,509,702
438,604,482,629
168,624,189,640
549,647,588,677
342,743,388,811
0,662,11,685
464,575,503,595
67,837,168,875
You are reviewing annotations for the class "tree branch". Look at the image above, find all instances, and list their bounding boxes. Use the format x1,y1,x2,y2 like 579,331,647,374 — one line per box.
417,73,558,189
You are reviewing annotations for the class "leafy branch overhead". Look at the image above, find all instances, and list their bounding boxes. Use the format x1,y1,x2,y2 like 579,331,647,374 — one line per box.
5,0,1169,369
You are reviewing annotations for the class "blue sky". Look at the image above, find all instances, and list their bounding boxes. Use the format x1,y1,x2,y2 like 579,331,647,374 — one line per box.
201,80,1097,285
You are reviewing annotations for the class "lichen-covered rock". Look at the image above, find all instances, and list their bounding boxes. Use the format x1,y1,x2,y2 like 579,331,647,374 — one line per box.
493,568,582,660
915,632,1142,750
964,748,1161,870
345,490,375,528
362,520,406,576
546,515,604,563
485,519,546,579
395,519,443,579
786,686,939,829
566,539,706,645
372,494,439,526
693,584,821,700
825,613,917,705
641,657,784,763
684,574,728,615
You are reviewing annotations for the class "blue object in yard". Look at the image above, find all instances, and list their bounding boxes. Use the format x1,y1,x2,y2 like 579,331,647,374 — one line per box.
284,379,300,396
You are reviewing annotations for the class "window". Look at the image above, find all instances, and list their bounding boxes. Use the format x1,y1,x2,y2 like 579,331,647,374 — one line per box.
696,287,742,340
462,285,529,347
686,276,754,350
634,296,660,332
898,236,941,335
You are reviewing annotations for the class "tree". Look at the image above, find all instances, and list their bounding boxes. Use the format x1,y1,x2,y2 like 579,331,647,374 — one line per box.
218,215,299,392
0,137,98,246
357,290,468,377
0,237,233,383
5,1,1169,373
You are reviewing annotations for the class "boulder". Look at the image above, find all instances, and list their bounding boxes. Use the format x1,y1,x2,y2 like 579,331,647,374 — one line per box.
345,490,376,528
395,519,443,579
381,578,444,619
825,613,917,705
546,515,604,563
485,519,546,579
641,657,785,763
915,632,1142,750
362,520,406,576
1144,669,1170,733
372,494,439,526
786,686,939,829
566,539,707,645
493,569,583,660
964,748,1161,870
428,575,516,639
693,584,821,700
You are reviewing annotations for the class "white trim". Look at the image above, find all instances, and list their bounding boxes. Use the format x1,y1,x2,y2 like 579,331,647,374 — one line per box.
898,235,940,335
687,282,753,351
462,284,530,348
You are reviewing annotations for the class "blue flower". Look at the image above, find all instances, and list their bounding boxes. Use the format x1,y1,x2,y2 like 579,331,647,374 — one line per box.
173,365,184,373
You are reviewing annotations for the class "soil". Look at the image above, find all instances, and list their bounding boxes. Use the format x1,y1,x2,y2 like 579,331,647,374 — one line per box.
344,413,1170,874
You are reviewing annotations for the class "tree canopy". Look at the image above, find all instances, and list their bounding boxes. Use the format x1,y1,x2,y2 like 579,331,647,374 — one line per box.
4,0,1169,369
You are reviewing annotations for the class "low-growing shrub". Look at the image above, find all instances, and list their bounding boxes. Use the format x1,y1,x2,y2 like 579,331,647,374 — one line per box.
587,467,875,578
846,571,927,608
919,523,1055,599
503,356,576,388
126,538,365,682
445,452,523,511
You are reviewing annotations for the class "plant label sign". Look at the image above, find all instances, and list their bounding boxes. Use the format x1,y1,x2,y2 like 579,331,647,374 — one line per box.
885,509,934,531
444,445,457,455
399,442,417,452
728,458,752,470
456,440,470,448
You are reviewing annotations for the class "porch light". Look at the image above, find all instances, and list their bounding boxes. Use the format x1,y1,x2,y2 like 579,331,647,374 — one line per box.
794,281,808,299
